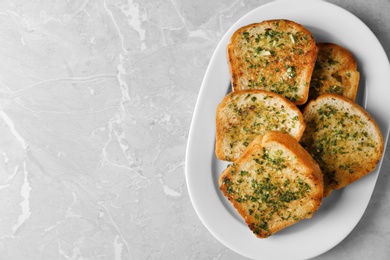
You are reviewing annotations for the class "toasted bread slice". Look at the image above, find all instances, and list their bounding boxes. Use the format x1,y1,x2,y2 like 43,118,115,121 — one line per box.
227,19,318,105
309,43,360,101
219,131,323,238
300,94,384,196
216,90,305,161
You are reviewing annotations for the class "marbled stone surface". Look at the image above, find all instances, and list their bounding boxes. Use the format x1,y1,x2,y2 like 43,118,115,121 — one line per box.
0,0,389,259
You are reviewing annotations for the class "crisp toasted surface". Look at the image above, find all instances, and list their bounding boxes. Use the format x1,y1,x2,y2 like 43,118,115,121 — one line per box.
227,19,318,105
219,131,323,238
216,89,305,161
309,43,360,102
300,94,384,196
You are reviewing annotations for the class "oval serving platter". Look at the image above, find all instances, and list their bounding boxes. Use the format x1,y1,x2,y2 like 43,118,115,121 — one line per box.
185,0,390,259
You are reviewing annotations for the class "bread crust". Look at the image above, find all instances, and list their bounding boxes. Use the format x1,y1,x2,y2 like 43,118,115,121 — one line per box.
309,43,360,102
301,94,384,196
227,19,318,105
215,89,305,161
219,131,323,238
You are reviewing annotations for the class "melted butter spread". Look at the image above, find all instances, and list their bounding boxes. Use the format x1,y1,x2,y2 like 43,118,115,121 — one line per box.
237,20,312,102
221,148,311,236
225,93,299,161
301,103,378,187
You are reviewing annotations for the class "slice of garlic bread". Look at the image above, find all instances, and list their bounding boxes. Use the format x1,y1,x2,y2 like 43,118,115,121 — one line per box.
300,94,384,196
216,90,305,161
309,43,360,101
227,19,318,105
219,131,323,238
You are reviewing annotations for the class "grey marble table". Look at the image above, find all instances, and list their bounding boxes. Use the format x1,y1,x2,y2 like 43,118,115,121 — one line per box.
0,0,389,259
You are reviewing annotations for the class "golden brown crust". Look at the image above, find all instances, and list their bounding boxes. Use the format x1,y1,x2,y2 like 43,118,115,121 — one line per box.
219,132,323,238
309,43,360,102
227,19,318,105
301,94,384,196
215,89,305,161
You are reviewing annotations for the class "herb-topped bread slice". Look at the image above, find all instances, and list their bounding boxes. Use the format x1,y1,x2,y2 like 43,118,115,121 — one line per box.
227,19,318,105
309,43,360,102
216,89,305,161
300,94,384,196
219,131,323,238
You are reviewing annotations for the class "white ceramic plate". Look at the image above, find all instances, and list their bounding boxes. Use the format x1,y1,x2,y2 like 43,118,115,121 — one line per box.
185,0,390,259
